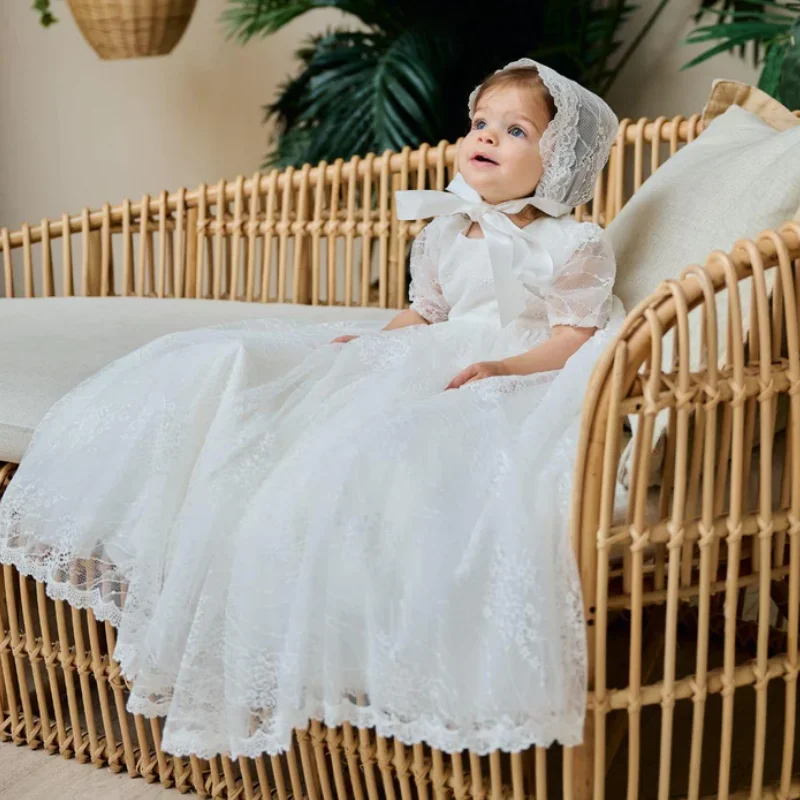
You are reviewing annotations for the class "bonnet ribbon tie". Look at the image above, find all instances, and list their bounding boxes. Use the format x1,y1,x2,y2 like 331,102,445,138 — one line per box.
395,173,569,327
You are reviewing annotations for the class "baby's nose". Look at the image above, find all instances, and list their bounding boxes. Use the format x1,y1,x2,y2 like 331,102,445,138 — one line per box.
477,129,497,144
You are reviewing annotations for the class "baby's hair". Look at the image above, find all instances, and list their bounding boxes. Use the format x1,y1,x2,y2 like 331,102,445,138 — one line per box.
473,67,557,127
472,67,557,222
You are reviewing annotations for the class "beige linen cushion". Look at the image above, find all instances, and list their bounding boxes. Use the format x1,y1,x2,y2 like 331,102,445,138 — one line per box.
702,79,800,130
0,297,396,464
609,83,800,487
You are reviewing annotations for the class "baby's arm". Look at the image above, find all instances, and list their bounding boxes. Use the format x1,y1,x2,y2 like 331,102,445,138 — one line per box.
330,308,428,344
502,325,595,374
446,326,593,389
447,222,614,389
504,223,614,371
383,309,431,330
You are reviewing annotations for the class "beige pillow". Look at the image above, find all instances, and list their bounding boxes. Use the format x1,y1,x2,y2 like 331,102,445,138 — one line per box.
610,83,800,488
702,79,800,131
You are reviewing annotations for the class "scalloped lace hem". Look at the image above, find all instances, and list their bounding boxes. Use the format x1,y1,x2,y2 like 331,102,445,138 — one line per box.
1,543,585,759
138,700,585,760
0,543,126,628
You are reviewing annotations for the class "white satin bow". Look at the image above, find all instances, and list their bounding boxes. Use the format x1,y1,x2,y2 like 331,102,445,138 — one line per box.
395,173,567,327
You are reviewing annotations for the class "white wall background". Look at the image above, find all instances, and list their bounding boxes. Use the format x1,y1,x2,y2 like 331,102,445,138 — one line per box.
0,0,760,232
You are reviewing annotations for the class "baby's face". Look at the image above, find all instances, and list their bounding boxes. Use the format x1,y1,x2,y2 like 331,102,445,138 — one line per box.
457,85,551,206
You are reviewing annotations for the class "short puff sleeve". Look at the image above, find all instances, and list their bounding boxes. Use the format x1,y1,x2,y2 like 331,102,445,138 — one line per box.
545,222,615,330
408,218,450,324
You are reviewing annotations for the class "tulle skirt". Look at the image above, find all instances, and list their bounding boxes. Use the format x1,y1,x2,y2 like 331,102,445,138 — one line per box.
0,305,623,758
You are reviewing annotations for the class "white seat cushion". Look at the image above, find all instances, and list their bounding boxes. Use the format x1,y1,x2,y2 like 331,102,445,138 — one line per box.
0,297,396,463
0,296,648,529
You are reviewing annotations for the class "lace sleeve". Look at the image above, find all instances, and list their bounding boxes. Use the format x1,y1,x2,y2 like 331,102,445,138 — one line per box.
408,219,450,324
546,223,615,329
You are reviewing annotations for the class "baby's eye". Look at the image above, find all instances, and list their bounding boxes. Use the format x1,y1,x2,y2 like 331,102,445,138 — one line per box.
473,119,486,130
509,126,526,138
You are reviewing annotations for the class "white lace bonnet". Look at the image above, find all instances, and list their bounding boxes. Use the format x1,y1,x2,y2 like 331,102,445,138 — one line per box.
468,58,619,216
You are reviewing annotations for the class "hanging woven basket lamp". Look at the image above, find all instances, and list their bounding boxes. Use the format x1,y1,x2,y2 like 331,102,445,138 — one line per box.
66,0,198,59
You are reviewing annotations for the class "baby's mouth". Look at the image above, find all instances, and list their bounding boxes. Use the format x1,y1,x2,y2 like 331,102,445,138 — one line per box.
471,154,499,166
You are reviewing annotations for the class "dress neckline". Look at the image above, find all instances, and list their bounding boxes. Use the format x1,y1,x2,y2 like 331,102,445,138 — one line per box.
456,215,550,241
456,229,488,243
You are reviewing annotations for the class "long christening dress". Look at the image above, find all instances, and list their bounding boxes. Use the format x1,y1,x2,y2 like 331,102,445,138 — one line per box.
0,213,623,758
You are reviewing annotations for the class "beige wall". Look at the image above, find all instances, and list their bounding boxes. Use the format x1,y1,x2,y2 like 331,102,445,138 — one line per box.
0,1,349,231
606,0,760,118
0,0,759,232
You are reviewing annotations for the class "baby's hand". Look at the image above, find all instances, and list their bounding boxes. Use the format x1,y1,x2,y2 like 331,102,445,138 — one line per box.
446,360,510,390
330,335,359,344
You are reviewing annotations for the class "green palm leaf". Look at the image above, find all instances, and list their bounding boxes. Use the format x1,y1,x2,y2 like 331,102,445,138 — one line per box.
263,28,445,166
779,20,800,106
222,0,399,42
688,0,798,68
225,0,660,167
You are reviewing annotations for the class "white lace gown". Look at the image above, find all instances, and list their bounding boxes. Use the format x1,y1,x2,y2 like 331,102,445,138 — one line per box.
0,213,624,759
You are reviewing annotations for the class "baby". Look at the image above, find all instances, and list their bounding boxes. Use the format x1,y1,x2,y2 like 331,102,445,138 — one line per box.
331,59,620,394
0,58,624,760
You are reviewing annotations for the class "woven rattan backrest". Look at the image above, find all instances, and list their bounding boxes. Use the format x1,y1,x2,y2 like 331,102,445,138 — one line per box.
0,116,714,305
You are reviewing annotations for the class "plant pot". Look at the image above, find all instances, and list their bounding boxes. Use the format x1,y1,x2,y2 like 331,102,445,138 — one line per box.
66,0,198,60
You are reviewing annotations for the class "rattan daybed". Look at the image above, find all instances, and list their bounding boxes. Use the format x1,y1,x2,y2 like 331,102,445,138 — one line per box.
1,113,799,800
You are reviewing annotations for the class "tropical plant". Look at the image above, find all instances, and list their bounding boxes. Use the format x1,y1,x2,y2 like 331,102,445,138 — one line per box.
222,0,672,168
684,0,800,108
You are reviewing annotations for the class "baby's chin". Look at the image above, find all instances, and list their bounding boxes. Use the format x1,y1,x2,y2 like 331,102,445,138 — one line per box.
461,168,537,205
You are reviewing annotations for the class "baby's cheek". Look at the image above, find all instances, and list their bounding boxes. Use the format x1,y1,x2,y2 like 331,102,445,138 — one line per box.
521,152,544,182
456,138,475,170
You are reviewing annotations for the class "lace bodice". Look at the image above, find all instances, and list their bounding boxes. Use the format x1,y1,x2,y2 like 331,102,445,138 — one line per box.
409,214,616,332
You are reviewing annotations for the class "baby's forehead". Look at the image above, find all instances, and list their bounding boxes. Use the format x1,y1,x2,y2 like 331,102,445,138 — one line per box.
475,85,550,122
